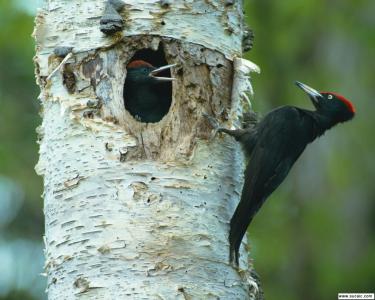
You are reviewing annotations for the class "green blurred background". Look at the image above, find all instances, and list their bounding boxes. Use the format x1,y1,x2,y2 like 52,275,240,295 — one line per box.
0,1,373,299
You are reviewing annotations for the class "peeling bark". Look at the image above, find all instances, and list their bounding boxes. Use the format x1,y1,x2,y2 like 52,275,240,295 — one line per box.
34,0,261,299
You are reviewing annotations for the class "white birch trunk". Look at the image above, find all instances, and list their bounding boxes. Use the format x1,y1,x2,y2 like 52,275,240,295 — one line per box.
34,0,261,299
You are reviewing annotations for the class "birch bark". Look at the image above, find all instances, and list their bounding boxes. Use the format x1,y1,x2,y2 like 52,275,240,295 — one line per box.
34,0,261,299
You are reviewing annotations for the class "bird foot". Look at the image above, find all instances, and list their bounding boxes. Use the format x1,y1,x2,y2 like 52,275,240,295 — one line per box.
203,113,220,130
202,113,223,138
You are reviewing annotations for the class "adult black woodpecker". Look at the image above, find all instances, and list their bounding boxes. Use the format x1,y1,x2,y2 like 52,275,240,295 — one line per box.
123,60,176,123
205,81,355,266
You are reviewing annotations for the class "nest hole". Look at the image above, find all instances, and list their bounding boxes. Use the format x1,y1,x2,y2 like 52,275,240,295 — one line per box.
123,44,173,123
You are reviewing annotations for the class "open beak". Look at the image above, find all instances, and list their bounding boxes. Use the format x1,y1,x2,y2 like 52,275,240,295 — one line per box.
149,63,177,82
295,81,323,108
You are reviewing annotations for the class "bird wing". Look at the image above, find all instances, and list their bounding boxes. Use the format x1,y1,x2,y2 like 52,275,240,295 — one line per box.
243,107,309,212
248,108,304,198
229,107,310,263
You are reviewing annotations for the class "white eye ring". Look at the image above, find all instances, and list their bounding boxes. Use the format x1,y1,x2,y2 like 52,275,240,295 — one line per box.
328,94,333,100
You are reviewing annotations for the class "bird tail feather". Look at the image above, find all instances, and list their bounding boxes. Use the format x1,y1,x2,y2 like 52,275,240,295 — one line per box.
229,209,254,266
229,193,263,265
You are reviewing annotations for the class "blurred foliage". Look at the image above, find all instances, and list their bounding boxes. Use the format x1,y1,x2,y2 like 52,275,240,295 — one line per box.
0,1,44,299
0,1,373,299
244,1,375,299
0,1,42,236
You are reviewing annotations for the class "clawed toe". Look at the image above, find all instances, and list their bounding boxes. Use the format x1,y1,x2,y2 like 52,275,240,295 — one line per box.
202,113,220,129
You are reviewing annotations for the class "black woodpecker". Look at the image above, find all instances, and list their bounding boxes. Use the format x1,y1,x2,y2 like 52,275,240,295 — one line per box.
205,81,355,266
123,60,176,123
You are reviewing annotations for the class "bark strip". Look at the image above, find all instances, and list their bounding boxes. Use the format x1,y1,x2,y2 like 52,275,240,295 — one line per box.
34,1,261,299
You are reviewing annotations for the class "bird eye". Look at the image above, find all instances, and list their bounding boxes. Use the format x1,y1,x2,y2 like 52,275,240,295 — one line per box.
328,94,333,100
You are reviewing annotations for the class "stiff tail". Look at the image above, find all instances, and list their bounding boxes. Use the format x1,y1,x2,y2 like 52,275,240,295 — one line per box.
229,211,254,266
228,193,264,266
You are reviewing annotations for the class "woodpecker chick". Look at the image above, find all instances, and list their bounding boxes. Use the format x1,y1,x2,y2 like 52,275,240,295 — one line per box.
123,60,176,123
206,82,355,266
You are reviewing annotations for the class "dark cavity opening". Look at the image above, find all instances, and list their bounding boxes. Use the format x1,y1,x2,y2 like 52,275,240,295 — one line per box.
123,44,173,123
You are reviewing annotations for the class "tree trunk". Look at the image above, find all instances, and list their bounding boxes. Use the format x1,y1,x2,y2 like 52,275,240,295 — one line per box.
34,0,261,299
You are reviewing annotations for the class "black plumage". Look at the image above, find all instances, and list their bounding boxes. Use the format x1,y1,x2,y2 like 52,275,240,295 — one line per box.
206,81,355,265
123,60,174,123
